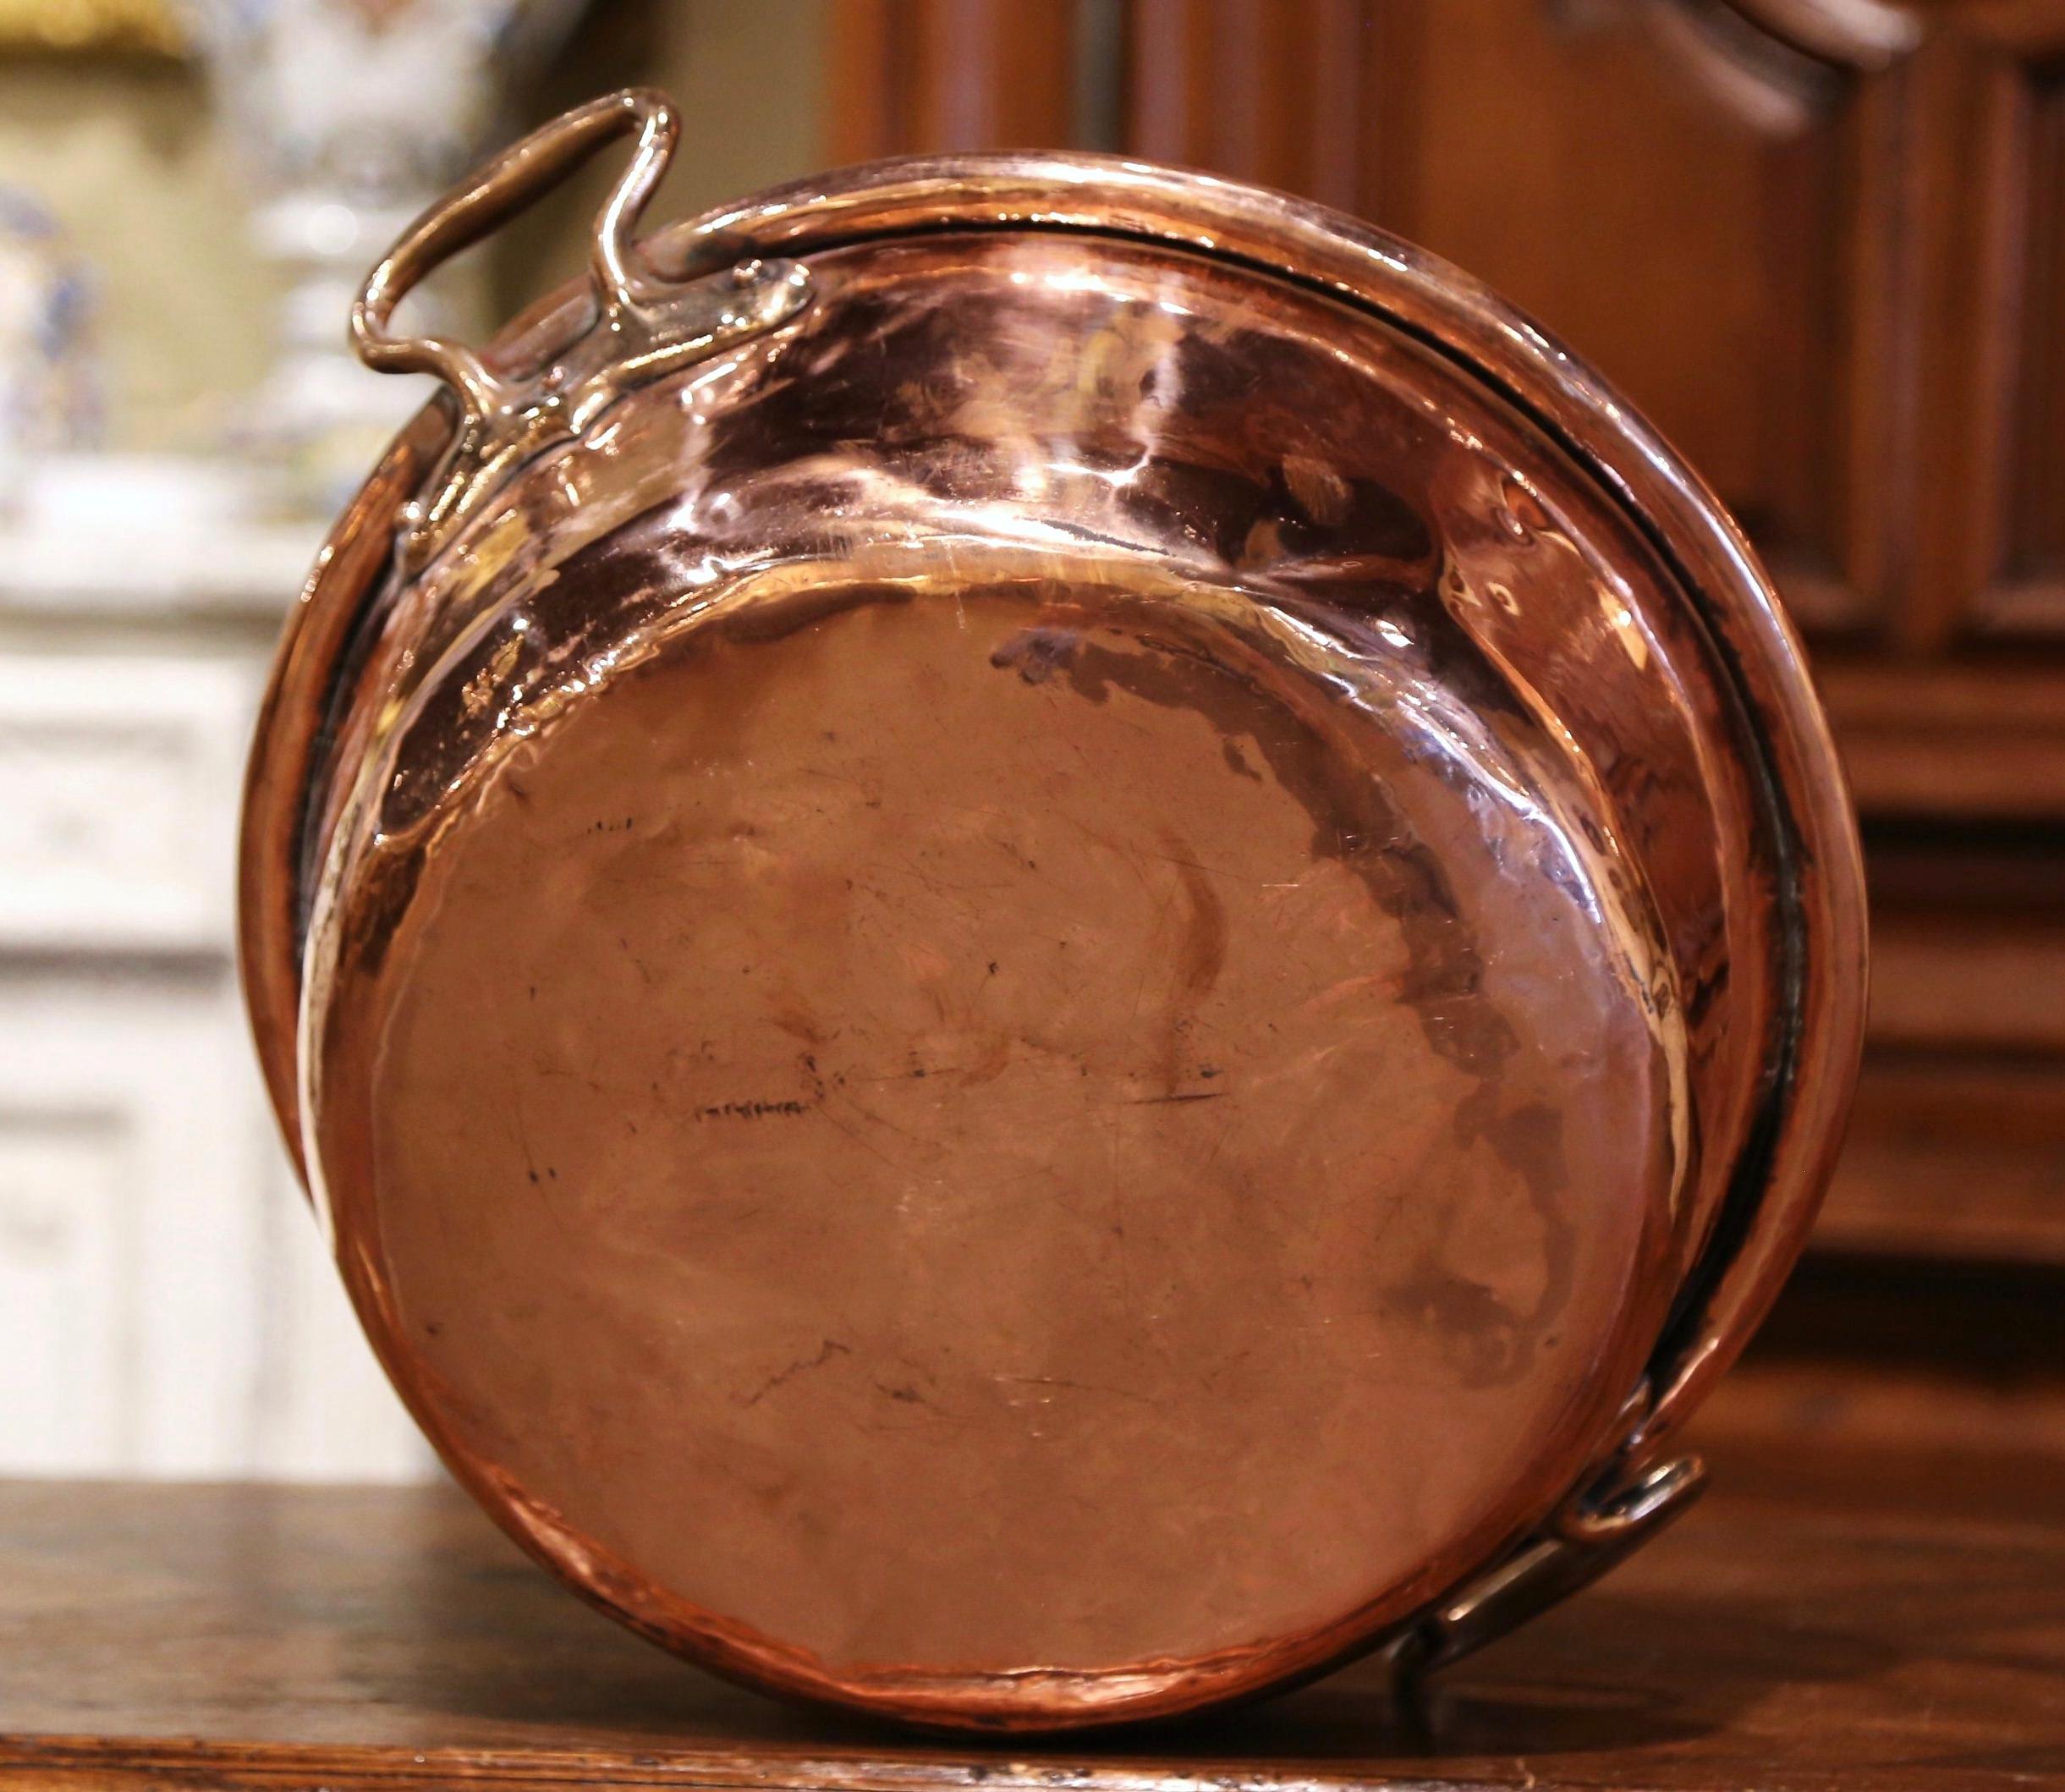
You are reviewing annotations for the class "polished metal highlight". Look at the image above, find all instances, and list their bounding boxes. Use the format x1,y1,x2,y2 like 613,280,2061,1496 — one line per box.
351,91,811,569
239,87,1868,1734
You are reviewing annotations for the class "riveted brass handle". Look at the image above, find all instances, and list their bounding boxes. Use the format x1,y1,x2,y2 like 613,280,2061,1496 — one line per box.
349,85,810,569
352,86,680,421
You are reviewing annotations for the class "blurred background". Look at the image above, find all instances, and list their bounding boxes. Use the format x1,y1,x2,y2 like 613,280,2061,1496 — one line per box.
2,0,2060,1482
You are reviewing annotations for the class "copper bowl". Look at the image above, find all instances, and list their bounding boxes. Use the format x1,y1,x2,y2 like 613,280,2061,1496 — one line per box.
239,89,1867,1733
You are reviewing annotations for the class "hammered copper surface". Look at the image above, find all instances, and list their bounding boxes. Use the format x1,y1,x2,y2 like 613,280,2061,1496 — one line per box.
240,99,1867,1734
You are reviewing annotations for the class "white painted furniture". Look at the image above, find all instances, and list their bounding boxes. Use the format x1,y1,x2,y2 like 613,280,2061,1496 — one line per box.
0,517,431,1481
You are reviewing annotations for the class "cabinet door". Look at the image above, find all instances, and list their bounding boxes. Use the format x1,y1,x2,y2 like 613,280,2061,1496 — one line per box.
1344,0,1897,644
0,644,429,1481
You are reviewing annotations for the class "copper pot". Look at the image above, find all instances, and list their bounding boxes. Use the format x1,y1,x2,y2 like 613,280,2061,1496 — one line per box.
239,89,1867,1733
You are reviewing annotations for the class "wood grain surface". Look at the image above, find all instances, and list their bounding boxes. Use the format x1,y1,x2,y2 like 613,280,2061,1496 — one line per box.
3,1371,2061,1791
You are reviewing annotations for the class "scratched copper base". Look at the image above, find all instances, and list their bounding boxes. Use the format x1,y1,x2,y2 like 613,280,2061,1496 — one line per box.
321,565,1674,1720
305,237,1755,1726
248,127,1868,1734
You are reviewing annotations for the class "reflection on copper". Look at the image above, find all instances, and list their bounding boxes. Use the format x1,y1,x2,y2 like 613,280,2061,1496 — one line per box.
239,89,1867,1732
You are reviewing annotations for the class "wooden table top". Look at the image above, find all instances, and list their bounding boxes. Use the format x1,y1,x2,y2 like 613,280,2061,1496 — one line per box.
3,1397,2062,1792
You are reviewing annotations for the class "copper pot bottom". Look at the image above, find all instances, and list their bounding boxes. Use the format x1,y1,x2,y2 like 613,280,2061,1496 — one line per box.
321,572,1672,1723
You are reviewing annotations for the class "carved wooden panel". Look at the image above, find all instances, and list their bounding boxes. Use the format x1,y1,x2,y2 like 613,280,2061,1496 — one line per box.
0,1108,134,1471
0,960,433,1482
0,622,432,1482
1981,41,2065,639
0,654,253,954
2003,67,2065,622
1339,0,1895,640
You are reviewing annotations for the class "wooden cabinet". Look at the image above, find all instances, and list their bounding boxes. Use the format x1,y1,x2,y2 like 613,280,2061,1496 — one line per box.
829,0,2065,1266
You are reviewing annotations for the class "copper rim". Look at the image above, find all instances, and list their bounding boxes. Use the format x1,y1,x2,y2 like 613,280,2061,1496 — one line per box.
239,139,1867,1721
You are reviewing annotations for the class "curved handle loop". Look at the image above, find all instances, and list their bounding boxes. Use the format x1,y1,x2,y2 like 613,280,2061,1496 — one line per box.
351,87,681,418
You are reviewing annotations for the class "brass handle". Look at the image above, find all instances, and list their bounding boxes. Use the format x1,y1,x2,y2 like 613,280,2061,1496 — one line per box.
351,86,680,420
348,85,809,569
